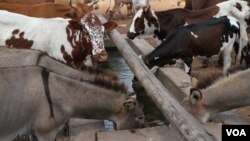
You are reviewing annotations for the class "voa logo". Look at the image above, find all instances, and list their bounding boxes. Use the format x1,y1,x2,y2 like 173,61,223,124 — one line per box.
226,129,246,136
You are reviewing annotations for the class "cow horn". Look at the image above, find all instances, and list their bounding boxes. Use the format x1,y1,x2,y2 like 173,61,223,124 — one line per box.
87,0,99,7
69,0,76,8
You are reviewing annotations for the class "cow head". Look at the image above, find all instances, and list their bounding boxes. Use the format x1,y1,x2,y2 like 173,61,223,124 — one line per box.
65,13,117,68
142,40,178,69
80,13,117,62
127,6,160,39
68,0,92,18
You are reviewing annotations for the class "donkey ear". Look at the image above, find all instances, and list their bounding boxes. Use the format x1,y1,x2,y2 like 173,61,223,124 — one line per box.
123,98,136,111
189,88,202,105
103,21,118,32
128,92,137,99
191,76,198,88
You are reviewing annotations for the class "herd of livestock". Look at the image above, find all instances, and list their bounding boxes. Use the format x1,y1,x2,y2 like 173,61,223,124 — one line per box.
127,0,250,124
0,0,250,141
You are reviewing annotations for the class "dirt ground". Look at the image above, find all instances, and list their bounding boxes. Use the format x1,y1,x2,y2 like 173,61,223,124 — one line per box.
93,0,250,123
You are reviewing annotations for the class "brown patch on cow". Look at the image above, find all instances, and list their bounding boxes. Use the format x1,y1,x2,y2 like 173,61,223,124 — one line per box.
5,29,34,49
103,21,118,32
12,29,19,34
235,2,242,11
64,20,92,69
186,6,220,24
61,45,73,66
144,8,159,29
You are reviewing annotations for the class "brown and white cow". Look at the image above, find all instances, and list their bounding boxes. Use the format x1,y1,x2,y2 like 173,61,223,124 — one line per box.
0,10,117,69
128,0,250,40
0,2,90,19
182,68,250,123
142,16,240,74
184,0,226,10
184,0,250,10
128,0,250,64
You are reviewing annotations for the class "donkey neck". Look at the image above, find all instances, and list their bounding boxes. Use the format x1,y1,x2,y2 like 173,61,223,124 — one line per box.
201,70,250,116
50,73,127,120
72,84,126,119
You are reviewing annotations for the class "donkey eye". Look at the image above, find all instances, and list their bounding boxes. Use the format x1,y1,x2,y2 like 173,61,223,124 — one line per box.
137,116,144,120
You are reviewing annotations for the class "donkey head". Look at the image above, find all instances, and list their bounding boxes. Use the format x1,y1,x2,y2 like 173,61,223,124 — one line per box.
182,88,211,123
110,97,145,130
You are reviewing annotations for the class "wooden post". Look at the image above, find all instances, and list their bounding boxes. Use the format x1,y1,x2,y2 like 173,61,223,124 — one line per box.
101,19,216,141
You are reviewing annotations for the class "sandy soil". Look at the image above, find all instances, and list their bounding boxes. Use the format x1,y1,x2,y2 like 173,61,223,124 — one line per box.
93,0,250,123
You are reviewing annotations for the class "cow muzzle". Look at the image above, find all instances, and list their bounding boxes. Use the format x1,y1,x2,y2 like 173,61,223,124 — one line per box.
93,50,108,62
127,32,139,40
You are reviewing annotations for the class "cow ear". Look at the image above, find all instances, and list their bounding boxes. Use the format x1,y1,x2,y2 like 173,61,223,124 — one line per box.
103,21,118,32
68,20,82,30
189,88,202,105
123,98,136,111
145,5,151,13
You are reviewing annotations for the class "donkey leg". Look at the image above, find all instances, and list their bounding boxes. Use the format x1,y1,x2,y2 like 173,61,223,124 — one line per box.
36,129,59,141
34,115,66,141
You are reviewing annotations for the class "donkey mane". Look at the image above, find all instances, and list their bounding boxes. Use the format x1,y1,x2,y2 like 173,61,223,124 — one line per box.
81,66,128,93
195,67,245,89
194,70,224,89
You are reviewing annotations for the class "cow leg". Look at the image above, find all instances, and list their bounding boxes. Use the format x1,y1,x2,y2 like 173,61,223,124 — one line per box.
236,24,248,66
222,38,235,75
202,57,209,68
236,37,248,66
218,53,223,66
183,57,193,75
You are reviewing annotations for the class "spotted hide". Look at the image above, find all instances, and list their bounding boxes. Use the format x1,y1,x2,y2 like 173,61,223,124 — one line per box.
142,16,240,75
0,10,117,69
